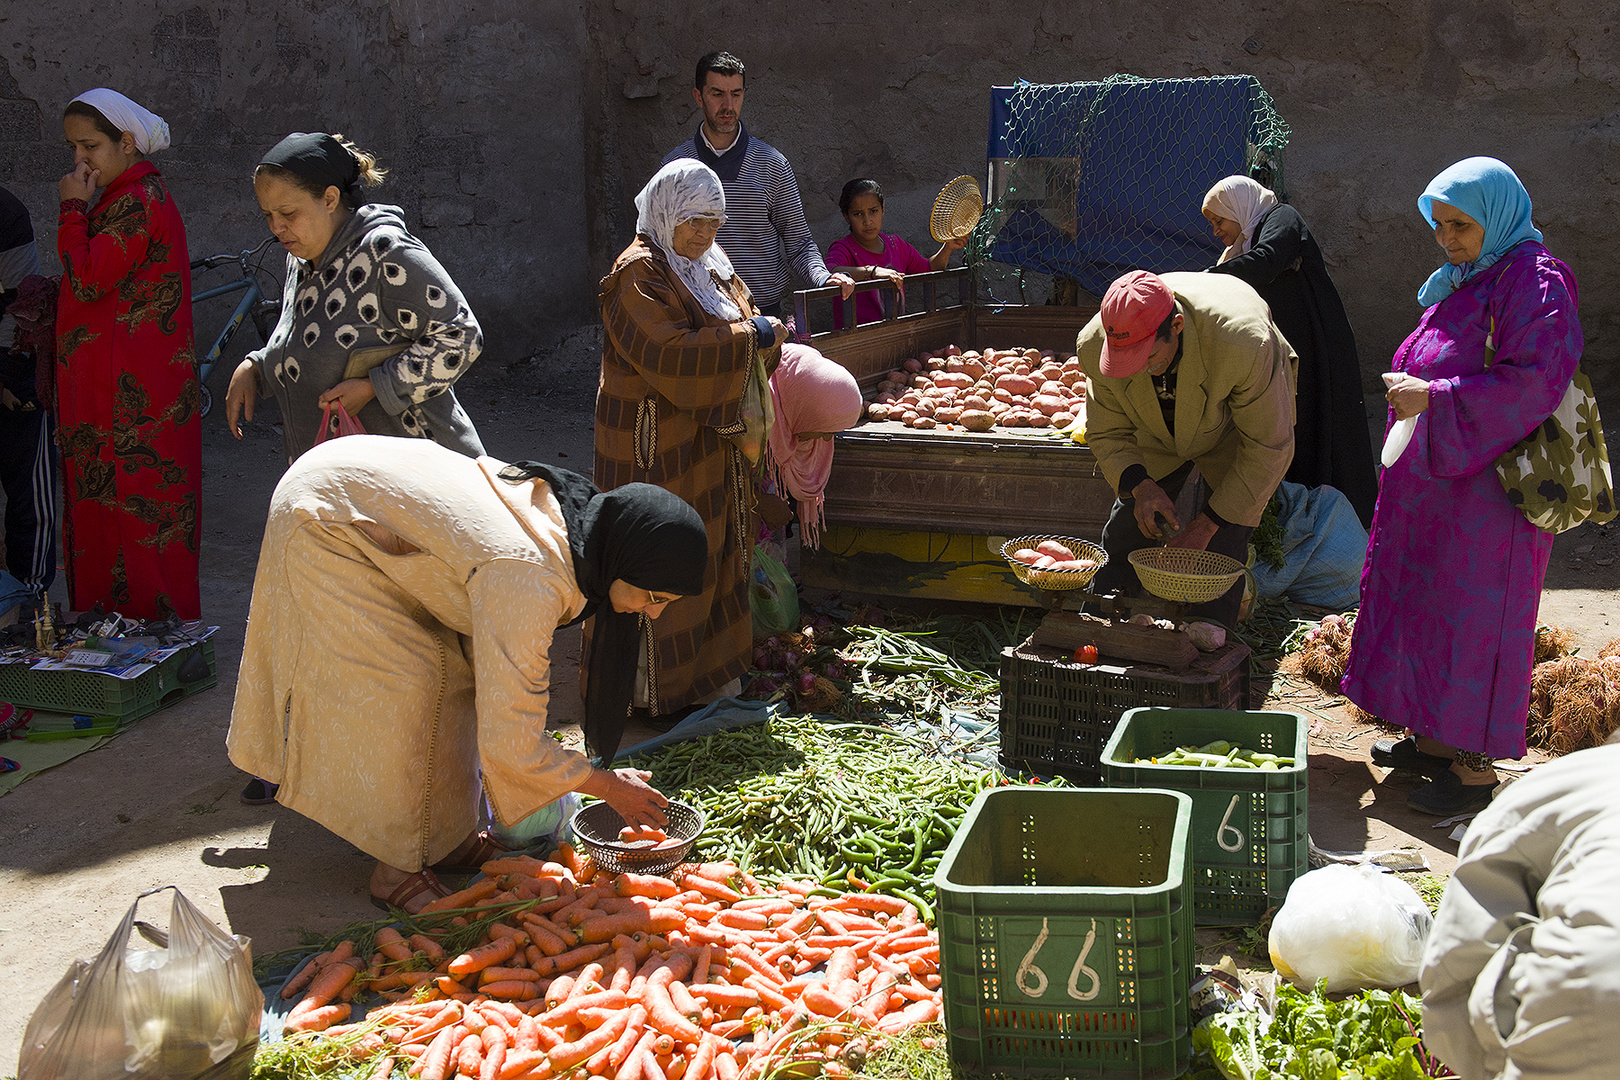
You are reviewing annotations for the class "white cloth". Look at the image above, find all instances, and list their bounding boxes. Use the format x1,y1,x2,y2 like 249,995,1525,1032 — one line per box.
70,89,170,154
635,160,741,321
1202,175,1278,264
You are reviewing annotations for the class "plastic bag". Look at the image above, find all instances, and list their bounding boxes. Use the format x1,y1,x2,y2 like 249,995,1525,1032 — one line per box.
492,791,582,849
20,885,263,1080
1268,864,1433,993
312,401,366,446
732,349,775,466
750,545,799,638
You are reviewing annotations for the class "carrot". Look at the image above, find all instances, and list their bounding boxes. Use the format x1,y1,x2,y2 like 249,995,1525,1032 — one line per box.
678,872,742,904
368,1055,397,1080
455,1031,484,1075
374,970,440,991
298,956,359,1008
279,951,331,999
531,941,611,977
285,1002,351,1032
437,976,471,997
740,975,792,1013
825,947,859,989
479,1026,508,1080
483,855,551,877
666,977,704,1023
417,1026,458,1080
449,937,518,978
730,944,785,986
829,893,911,917
519,916,572,956
875,996,939,1033
615,872,680,899
422,876,502,915
542,988,628,1028
544,975,576,1010
482,980,541,1001
548,1007,630,1070
691,943,714,986
568,962,607,997
714,1049,740,1080
412,934,449,961
801,984,850,1018
716,909,770,932
488,923,530,946
643,979,703,1044
687,984,759,1010
596,1003,646,1074
480,966,540,985
495,1049,547,1080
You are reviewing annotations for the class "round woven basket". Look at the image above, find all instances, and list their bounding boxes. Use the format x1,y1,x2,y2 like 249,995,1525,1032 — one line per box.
930,175,984,242
1000,535,1107,591
569,799,705,876
1128,548,1246,604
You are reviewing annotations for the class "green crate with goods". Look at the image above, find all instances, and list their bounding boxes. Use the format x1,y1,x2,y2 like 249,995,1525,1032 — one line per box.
1103,709,1308,927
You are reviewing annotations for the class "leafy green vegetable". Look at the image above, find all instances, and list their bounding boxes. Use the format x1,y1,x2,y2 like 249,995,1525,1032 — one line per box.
1185,980,1453,1080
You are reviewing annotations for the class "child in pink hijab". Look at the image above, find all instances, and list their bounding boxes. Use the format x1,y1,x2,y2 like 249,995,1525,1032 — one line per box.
765,344,863,548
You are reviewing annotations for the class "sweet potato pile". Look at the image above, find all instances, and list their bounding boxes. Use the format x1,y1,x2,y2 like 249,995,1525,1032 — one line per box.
863,346,1085,433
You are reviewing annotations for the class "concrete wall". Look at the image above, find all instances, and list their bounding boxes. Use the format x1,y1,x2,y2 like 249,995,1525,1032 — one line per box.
1,0,590,366
5,0,1619,405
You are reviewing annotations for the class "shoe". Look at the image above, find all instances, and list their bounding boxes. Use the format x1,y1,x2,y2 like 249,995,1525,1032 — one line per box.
643,703,702,732
371,868,452,912
430,829,511,875
1371,736,1453,778
239,778,280,805
1406,770,1497,816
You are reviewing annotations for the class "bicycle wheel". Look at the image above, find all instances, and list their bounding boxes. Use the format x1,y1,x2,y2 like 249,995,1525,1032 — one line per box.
251,298,280,344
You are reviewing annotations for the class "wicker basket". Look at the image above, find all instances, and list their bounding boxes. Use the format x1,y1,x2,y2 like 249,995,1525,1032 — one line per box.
570,799,705,876
1129,548,1246,604
1000,535,1107,591
930,176,984,242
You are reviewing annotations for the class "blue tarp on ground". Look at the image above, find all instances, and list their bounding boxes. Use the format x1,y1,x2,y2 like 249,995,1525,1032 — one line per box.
1251,482,1369,611
985,75,1269,295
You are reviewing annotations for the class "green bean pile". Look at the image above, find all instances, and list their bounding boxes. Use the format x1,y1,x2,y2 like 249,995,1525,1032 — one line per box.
631,712,1001,922
840,623,1008,723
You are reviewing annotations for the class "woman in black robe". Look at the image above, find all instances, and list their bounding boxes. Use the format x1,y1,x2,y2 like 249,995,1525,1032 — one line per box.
1202,175,1378,527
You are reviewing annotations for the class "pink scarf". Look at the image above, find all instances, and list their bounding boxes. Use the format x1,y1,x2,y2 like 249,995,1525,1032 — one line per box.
766,344,863,549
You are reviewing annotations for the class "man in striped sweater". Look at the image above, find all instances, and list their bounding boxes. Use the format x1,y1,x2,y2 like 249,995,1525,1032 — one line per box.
664,51,853,320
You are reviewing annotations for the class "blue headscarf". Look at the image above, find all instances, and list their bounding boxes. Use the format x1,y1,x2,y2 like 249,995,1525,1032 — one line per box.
1415,157,1543,307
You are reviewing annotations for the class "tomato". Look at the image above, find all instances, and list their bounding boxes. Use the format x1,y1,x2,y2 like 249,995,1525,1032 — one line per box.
1073,644,1099,664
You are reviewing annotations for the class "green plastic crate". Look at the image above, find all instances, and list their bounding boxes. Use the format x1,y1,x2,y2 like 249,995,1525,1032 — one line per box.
1101,708,1308,926
0,640,217,726
933,787,1194,1079
998,642,1250,785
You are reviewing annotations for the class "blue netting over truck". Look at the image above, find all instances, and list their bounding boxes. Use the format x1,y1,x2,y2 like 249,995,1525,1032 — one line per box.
973,74,1292,302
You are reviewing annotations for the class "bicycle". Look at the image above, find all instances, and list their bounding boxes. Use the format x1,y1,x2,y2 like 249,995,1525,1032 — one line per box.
190,235,283,417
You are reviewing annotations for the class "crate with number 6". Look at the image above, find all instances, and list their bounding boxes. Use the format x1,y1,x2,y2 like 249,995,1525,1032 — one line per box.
933,786,1194,1079
1101,707,1308,926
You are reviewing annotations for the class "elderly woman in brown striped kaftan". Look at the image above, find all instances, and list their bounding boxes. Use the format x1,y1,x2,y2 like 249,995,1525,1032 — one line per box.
594,160,788,719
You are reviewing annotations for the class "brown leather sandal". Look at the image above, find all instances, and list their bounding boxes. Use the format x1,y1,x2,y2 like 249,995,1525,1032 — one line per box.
370,868,452,912
430,829,511,875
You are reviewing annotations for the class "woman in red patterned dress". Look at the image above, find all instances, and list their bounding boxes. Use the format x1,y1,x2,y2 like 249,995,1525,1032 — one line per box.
55,89,200,620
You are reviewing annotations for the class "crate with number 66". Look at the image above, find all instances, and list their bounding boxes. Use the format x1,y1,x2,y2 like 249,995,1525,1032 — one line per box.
1101,707,1308,926
933,786,1194,1079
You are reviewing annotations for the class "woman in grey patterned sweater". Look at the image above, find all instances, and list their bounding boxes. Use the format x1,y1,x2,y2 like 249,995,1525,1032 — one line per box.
225,132,483,462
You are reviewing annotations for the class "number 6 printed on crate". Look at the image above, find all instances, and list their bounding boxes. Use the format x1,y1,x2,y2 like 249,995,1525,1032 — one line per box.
1217,793,1245,853
1013,917,1102,1001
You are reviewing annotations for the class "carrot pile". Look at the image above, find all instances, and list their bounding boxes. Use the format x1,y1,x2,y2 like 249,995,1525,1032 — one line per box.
275,845,943,1079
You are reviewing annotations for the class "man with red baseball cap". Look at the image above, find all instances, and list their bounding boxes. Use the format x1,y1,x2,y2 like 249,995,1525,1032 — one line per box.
1076,269,1297,625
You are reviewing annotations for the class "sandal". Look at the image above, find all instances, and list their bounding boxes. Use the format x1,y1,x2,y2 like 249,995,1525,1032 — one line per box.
371,868,452,912
1406,770,1497,816
1371,736,1453,778
430,829,511,875
239,778,280,805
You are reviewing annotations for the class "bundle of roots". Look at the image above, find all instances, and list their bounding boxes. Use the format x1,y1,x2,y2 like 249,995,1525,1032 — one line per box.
1527,644,1620,754
1280,612,1355,693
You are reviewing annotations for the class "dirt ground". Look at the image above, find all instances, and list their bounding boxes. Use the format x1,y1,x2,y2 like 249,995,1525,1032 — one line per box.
1,327,1615,1071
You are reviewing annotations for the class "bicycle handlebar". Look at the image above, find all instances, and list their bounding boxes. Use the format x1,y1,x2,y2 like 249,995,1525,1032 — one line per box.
190,236,279,273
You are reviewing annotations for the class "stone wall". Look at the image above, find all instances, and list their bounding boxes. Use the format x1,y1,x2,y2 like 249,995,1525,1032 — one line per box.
5,0,1619,406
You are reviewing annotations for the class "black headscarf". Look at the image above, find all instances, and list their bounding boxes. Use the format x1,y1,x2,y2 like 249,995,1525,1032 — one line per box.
259,132,365,206
499,462,707,764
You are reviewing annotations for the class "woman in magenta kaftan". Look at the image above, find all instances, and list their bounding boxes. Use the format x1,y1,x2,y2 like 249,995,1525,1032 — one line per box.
1341,157,1581,816
55,90,200,620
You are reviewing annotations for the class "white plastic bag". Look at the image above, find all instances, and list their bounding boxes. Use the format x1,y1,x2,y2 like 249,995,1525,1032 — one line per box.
1268,863,1433,993
1380,373,1416,468
19,885,263,1080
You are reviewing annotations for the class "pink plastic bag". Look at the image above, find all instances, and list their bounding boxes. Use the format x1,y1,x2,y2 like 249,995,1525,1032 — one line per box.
312,401,366,445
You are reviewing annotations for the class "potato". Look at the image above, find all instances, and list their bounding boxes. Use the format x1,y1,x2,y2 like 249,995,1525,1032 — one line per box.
910,375,933,389
1033,554,1057,568
963,395,992,411
932,372,974,390
910,415,936,429
1036,540,1076,560
995,373,1039,397
866,403,891,421
936,406,964,424
945,344,962,356
961,358,987,379
912,399,936,416
1040,380,1067,397
925,356,947,371
902,358,923,373
1028,414,1052,428
1052,412,1074,428
1032,394,1069,416
1012,547,1041,564
1048,558,1098,571
900,410,919,424
959,409,997,432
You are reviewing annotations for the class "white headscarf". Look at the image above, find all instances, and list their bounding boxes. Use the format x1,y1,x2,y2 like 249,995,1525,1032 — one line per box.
1202,175,1278,263
635,160,741,321
70,89,170,154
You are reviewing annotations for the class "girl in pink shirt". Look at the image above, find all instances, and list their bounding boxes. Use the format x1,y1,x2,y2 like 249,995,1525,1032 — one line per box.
826,178,963,327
